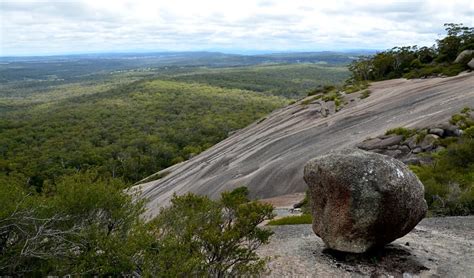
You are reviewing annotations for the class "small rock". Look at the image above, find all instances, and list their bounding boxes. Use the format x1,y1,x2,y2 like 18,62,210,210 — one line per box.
404,135,418,150
357,135,404,150
420,134,439,151
402,155,433,166
382,149,403,158
439,124,462,137
399,145,411,154
304,149,427,253
412,147,422,154
428,128,444,137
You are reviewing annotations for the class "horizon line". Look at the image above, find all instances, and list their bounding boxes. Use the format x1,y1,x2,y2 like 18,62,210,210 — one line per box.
0,48,381,59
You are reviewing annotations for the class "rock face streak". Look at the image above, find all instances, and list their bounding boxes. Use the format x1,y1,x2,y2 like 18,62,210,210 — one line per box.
136,73,474,218
303,149,427,253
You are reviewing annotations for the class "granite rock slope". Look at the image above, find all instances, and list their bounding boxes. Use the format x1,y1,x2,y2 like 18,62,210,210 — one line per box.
135,73,474,218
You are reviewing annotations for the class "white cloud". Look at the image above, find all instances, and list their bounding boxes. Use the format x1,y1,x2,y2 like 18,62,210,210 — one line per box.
0,0,472,56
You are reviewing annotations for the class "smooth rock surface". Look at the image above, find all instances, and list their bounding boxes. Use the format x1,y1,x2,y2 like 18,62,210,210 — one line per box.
304,149,427,253
454,49,474,64
428,128,444,137
468,58,474,69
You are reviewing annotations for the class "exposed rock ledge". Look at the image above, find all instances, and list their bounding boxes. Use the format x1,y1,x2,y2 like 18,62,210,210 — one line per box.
258,216,474,277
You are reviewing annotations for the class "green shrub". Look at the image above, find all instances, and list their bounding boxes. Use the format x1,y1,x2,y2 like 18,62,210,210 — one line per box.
145,187,274,277
267,214,312,225
0,181,274,276
344,81,369,94
464,126,474,139
322,92,338,102
411,138,474,216
404,63,466,79
0,172,149,276
450,109,474,129
360,89,371,99
385,127,415,139
416,129,428,143
301,94,322,105
308,85,337,96
437,137,459,147
334,98,342,108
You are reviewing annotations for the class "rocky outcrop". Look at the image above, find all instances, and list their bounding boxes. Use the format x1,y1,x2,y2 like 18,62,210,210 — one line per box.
304,149,427,253
356,121,468,165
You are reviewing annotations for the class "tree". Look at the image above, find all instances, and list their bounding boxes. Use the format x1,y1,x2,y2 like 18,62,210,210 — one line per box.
348,23,473,81
436,23,474,63
144,187,275,277
0,172,149,276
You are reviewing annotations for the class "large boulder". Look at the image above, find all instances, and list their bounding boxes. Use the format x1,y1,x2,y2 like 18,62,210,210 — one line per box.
303,148,427,253
454,50,474,64
468,58,474,70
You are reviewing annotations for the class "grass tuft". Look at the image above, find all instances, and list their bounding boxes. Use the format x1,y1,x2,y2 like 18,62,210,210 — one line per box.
266,214,312,225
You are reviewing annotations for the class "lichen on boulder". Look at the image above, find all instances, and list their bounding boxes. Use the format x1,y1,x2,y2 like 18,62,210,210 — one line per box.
303,148,427,253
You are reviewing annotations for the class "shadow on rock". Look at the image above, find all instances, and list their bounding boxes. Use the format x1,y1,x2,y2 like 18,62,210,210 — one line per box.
321,244,429,277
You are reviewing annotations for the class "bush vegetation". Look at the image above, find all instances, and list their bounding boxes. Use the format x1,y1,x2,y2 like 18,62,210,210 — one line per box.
410,108,474,216
411,137,474,216
385,127,416,139
360,89,371,99
0,182,274,276
348,23,473,82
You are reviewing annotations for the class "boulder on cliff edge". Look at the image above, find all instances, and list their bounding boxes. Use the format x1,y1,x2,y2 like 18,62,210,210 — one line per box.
303,148,427,253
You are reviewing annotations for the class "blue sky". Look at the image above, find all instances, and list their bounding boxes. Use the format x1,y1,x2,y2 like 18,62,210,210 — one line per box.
0,0,473,56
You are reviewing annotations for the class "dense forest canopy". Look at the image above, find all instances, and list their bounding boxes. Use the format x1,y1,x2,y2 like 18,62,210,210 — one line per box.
0,80,285,190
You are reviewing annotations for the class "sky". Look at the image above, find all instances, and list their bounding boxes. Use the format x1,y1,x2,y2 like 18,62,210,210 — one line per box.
0,0,473,56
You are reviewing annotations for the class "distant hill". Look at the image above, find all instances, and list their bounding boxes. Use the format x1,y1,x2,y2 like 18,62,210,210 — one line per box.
0,51,362,83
